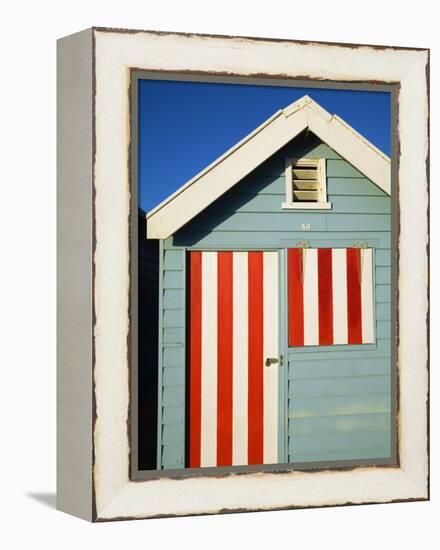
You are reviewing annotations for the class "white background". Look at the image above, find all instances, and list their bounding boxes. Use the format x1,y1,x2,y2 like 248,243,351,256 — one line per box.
0,1,437,548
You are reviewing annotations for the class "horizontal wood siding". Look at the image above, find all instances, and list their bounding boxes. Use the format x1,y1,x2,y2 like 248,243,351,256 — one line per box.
159,243,186,469
158,133,392,468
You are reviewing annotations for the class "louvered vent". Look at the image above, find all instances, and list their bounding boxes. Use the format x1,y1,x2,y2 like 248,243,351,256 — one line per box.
291,159,321,202
282,157,330,210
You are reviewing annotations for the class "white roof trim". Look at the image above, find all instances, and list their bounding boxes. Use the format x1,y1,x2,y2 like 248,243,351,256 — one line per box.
146,95,391,239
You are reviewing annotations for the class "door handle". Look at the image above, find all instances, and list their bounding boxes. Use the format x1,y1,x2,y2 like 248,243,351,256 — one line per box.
265,357,279,367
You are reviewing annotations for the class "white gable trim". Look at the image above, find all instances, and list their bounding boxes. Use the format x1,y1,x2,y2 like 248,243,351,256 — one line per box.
146,95,391,239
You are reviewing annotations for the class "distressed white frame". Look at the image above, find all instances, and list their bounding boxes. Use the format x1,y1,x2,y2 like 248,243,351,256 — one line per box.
61,28,429,521
282,157,331,209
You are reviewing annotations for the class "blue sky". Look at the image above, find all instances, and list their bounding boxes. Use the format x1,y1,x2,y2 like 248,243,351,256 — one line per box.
138,79,391,212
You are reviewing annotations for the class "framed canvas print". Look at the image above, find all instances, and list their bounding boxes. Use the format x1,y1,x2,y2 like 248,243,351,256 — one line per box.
57,27,429,521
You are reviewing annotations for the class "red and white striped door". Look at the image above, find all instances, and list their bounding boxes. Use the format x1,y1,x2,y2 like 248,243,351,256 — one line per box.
188,251,279,468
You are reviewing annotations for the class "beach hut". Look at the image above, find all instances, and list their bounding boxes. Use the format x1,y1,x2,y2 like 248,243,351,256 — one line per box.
145,95,393,471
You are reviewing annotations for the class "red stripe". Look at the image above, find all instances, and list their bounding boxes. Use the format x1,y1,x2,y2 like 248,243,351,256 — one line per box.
188,252,202,468
347,248,363,344
216,252,233,466
288,248,304,347
318,248,333,345
247,251,264,464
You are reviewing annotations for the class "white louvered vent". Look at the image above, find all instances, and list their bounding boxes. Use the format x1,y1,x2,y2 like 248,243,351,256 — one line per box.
292,159,320,202
282,158,331,210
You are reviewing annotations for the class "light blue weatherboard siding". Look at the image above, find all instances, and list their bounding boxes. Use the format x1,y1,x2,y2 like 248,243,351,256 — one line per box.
158,245,186,469
157,133,392,469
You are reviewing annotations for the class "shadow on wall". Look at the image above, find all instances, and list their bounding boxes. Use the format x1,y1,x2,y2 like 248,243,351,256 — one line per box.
173,131,323,246
138,210,159,470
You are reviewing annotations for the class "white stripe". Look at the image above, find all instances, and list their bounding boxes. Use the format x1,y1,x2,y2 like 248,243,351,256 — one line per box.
263,252,279,463
232,252,248,466
332,248,348,345
303,248,319,346
200,252,217,467
361,249,375,343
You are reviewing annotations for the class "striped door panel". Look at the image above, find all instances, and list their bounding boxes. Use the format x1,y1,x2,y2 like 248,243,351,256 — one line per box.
288,248,375,347
188,251,279,468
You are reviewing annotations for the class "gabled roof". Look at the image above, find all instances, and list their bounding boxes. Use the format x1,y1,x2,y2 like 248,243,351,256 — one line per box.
146,95,391,239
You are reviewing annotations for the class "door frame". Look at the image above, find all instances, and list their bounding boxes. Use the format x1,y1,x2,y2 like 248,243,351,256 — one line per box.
278,248,288,464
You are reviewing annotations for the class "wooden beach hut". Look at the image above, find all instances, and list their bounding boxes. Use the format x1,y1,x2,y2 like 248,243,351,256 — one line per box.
145,95,393,471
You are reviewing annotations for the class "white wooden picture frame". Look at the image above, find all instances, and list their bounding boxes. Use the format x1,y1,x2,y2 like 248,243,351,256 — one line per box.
57,27,429,521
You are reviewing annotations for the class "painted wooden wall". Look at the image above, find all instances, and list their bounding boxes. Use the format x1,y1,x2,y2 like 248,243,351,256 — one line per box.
157,132,392,469
158,245,186,469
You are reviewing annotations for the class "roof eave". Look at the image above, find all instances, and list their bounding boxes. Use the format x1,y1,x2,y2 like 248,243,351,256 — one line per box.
146,96,390,239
